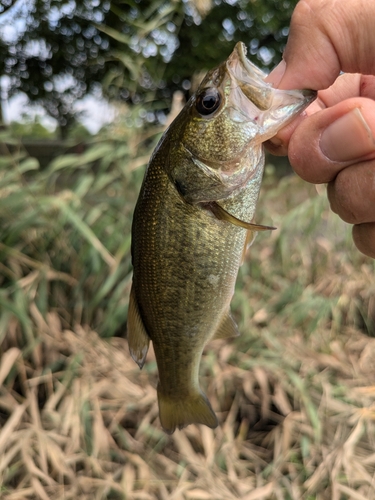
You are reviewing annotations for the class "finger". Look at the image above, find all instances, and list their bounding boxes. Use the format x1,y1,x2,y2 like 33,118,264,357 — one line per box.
327,161,375,224
266,73,375,155
317,74,375,107
266,97,326,155
353,223,375,259
265,112,307,156
288,97,375,184
270,0,375,91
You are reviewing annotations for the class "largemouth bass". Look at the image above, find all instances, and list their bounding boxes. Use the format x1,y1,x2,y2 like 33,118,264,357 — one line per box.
128,42,315,434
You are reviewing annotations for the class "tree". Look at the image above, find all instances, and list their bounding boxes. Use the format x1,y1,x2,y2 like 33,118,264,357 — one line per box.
0,0,297,136
9,115,57,139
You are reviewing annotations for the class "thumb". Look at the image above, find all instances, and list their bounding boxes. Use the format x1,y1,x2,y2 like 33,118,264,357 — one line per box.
268,0,375,91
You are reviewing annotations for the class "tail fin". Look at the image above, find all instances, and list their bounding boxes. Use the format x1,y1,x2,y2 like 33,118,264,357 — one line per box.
157,388,218,434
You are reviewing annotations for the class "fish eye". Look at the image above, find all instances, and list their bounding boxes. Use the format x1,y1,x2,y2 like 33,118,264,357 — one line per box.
196,88,221,115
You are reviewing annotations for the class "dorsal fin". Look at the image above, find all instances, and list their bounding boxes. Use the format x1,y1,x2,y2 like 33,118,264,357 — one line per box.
127,286,150,369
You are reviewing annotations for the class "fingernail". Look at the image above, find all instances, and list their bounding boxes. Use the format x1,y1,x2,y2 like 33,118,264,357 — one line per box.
266,60,286,87
320,108,375,162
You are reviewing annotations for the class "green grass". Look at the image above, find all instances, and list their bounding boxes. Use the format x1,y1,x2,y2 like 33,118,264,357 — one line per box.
1,116,375,499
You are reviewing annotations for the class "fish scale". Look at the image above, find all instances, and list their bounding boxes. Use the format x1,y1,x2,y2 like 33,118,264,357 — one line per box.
127,42,316,434
131,148,244,431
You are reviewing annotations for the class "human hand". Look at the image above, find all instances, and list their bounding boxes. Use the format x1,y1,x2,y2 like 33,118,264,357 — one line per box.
266,0,375,259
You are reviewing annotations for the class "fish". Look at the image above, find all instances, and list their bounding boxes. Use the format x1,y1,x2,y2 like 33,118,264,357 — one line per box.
127,42,316,434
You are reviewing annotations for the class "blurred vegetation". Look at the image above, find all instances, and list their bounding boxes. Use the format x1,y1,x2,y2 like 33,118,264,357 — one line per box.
9,116,91,141
0,106,153,339
1,1,375,498
9,116,57,140
0,0,297,135
1,113,375,497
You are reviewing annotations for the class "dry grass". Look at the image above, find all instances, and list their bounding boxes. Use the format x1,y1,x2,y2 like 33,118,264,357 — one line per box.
2,304,375,499
1,123,375,499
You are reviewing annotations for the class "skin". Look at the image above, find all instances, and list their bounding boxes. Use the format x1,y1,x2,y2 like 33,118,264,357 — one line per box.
265,0,375,259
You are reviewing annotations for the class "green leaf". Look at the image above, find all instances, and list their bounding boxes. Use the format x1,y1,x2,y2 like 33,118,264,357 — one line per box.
40,196,116,268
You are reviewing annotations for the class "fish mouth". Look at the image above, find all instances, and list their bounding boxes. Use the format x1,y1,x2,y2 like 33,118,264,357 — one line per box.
235,42,267,80
227,42,274,111
226,42,316,133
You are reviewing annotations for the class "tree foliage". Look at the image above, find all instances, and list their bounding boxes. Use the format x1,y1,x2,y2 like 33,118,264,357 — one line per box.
0,0,298,134
9,115,58,139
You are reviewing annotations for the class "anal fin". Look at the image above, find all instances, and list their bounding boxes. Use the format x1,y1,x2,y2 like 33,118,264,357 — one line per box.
127,286,150,369
212,312,240,340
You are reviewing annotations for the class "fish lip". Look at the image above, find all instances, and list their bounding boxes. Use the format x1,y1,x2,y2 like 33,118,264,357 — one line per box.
227,42,274,111
232,42,268,83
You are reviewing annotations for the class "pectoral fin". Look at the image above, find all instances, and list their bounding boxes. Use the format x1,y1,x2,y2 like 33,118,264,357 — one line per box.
127,286,150,369
212,312,240,340
209,202,276,231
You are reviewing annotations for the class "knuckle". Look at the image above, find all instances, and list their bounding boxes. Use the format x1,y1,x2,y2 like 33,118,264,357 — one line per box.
329,163,375,225
328,171,363,224
352,223,375,259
